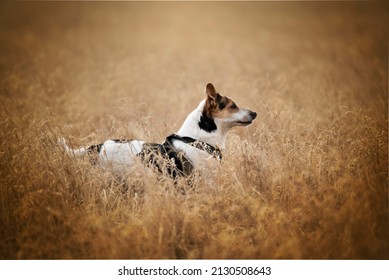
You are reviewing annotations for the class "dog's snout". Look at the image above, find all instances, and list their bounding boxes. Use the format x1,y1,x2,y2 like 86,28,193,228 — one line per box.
250,111,257,119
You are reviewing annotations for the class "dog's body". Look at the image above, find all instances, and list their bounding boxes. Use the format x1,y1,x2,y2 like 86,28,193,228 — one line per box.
61,83,257,178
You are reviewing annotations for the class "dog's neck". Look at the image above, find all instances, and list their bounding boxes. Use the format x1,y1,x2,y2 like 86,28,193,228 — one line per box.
176,99,228,149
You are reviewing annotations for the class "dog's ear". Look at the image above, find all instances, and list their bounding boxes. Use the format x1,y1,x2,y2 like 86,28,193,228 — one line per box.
205,83,219,104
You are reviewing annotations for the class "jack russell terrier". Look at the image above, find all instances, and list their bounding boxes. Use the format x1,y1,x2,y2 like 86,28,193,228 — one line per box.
61,83,257,178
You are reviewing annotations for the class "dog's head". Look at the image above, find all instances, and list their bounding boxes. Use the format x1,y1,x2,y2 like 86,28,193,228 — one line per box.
199,83,257,132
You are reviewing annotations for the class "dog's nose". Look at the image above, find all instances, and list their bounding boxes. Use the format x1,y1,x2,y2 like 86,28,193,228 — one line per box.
250,111,257,119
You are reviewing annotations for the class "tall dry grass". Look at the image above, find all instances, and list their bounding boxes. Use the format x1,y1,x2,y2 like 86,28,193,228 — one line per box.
0,2,388,259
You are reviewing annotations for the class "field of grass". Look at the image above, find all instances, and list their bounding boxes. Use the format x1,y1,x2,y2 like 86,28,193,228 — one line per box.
0,2,388,259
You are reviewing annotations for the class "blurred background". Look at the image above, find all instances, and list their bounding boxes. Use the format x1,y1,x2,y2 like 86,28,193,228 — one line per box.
1,1,387,139
0,1,387,259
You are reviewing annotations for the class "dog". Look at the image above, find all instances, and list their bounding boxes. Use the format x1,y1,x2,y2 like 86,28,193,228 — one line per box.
61,83,257,178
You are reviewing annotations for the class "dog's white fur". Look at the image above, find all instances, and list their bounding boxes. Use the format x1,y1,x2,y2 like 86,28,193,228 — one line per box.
61,83,257,174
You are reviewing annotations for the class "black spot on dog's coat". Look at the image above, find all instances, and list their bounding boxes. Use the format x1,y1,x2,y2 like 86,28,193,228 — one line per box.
113,139,132,143
199,114,217,132
87,143,103,154
218,100,227,110
87,143,103,165
216,95,228,110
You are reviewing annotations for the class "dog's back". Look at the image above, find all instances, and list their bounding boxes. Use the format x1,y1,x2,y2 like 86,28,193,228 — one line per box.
61,137,194,178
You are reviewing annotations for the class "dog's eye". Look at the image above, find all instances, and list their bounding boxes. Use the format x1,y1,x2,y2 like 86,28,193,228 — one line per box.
230,103,237,109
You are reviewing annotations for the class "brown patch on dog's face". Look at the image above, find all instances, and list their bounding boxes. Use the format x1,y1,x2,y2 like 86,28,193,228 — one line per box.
201,83,257,130
213,96,240,119
203,83,239,119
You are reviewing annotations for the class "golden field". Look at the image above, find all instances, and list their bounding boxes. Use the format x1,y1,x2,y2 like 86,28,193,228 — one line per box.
0,2,388,259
